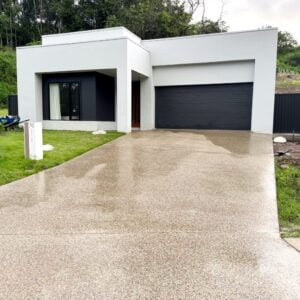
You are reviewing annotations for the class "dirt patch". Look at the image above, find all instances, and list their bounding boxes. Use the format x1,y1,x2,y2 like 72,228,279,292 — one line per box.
274,135,300,166
276,73,300,94
276,85,300,94
277,73,300,82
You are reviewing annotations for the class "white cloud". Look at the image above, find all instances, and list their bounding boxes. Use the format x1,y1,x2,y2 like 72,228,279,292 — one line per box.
192,0,300,43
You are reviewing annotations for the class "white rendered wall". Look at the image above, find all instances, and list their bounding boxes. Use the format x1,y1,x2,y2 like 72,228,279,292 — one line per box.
143,29,278,134
17,37,150,133
43,121,116,131
17,38,126,129
140,76,155,130
128,40,151,77
17,28,277,134
127,40,154,130
153,61,254,86
42,27,141,46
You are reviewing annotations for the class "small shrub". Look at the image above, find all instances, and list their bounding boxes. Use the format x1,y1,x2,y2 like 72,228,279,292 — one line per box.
285,51,300,67
0,48,17,106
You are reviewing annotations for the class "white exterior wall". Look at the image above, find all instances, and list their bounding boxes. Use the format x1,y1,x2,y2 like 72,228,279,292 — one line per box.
17,38,125,125
143,29,278,134
153,61,254,86
127,40,155,130
17,27,277,134
17,32,150,133
42,121,116,131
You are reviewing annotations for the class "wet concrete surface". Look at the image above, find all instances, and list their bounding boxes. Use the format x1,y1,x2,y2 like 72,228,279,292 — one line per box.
0,130,299,299
285,238,300,252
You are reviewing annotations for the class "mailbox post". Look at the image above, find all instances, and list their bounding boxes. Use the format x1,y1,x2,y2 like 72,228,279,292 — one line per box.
24,121,43,160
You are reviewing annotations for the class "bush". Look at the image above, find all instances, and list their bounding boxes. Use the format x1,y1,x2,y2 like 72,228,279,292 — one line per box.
277,47,300,74
285,51,300,67
0,82,16,107
0,48,17,107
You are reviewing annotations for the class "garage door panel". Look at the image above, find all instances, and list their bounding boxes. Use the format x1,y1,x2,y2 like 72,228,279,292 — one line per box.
155,83,253,130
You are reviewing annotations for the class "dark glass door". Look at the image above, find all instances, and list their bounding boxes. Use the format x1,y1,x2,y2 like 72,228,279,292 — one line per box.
70,83,80,120
60,83,70,120
49,82,80,120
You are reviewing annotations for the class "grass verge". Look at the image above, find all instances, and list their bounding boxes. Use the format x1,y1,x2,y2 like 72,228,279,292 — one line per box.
0,107,8,116
275,163,300,237
0,130,124,185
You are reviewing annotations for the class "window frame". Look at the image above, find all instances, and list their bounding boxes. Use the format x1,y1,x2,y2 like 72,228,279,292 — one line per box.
48,81,81,121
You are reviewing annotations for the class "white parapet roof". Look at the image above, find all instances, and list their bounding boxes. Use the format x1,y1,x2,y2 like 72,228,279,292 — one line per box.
42,26,141,46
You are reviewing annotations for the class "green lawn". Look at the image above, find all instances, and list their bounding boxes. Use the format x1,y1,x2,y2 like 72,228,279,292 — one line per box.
0,107,8,116
276,163,300,237
0,130,124,185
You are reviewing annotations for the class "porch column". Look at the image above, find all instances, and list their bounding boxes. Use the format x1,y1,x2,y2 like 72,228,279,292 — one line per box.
140,76,155,130
251,56,277,134
116,67,132,133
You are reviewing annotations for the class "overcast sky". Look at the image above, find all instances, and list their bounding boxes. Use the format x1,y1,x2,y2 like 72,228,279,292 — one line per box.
193,0,300,43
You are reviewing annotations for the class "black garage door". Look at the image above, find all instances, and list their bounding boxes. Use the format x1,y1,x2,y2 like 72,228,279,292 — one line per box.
155,83,253,130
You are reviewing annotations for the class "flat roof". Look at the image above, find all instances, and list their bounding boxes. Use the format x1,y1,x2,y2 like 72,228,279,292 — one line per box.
17,27,278,50
143,27,278,43
42,26,141,46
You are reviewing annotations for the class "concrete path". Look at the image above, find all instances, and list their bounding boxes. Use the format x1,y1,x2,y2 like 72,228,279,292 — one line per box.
0,130,299,299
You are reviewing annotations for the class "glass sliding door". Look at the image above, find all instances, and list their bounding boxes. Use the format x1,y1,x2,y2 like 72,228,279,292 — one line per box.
49,82,80,120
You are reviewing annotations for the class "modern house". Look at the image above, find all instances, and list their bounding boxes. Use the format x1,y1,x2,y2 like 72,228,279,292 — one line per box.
17,26,278,133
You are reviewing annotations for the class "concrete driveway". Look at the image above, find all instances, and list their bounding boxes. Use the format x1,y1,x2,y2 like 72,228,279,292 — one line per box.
0,130,299,299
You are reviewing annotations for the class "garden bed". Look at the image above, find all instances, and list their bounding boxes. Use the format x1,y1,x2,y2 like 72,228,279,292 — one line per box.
274,135,300,237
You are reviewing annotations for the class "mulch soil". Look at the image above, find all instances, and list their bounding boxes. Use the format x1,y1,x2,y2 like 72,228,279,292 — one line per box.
274,135,300,166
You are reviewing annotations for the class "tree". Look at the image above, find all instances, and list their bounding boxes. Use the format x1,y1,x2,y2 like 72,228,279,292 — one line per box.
193,19,227,34
106,0,194,39
186,0,228,33
0,0,228,47
0,0,21,47
0,48,16,106
278,31,298,53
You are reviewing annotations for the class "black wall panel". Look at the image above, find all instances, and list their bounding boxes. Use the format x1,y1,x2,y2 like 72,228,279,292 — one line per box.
273,93,300,133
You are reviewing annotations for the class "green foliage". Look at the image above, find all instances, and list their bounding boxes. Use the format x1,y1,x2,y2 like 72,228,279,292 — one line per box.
0,130,124,185
277,47,300,74
0,0,226,47
0,108,8,116
278,31,298,54
25,40,42,46
0,48,16,107
284,50,300,67
276,30,299,74
193,20,228,34
106,0,196,39
276,164,300,237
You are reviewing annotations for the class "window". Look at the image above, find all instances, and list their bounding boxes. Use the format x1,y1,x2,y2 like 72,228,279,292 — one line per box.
49,82,80,120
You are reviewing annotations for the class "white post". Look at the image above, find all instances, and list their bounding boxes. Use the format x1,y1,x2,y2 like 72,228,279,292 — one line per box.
116,67,132,133
24,121,43,160
140,76,155,130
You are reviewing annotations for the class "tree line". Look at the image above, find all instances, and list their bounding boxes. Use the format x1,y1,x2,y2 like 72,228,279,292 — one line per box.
0,0,228,47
